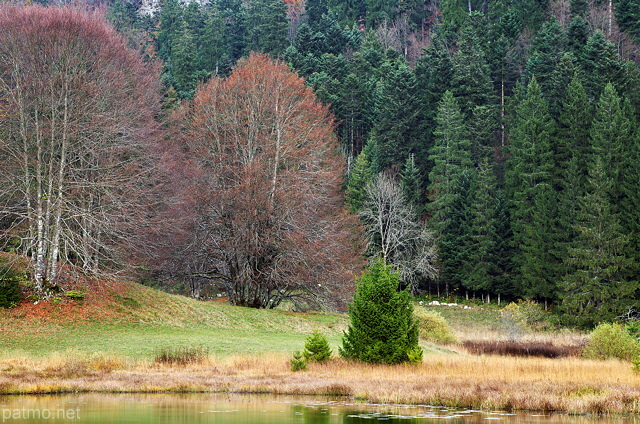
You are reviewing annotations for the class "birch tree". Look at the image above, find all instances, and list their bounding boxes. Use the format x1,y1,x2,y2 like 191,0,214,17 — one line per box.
0,5,160,296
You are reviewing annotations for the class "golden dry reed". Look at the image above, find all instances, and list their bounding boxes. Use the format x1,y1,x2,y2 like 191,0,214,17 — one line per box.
1,352,639,415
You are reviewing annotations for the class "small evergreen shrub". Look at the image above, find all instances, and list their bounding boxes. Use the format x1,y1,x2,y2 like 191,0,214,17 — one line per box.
582,323,640,361
0,265,23,309
414,308,459,344
303,330,332,363
290,351,307,371
340,258,420,364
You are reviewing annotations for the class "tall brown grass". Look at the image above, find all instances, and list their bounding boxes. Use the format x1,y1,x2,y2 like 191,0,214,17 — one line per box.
462,340,585,358
1,351,639,414
154,346,209,366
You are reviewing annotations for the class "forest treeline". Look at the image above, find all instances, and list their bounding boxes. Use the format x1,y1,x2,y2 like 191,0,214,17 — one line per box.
3,0,640,327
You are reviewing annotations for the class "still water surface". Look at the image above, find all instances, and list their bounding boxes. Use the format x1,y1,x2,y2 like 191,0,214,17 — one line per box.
0,393,637,424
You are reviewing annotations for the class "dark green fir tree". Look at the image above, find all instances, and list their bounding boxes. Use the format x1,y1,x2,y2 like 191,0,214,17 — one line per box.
589,83,632,206
171,25,198,98
340,257,421,364
525,18,566,95
467,158,499,297
247,0,289,57
156,0,183,61
428,90,472,234
346,151,374,213
561,156,638,327
451,15,494,118
505,78,559,302
555,73,592,186
372,63,425,172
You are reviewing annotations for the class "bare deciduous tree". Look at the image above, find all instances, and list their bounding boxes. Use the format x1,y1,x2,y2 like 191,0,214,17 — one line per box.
0,5,160,296
159,53,363,310
359,173,438,292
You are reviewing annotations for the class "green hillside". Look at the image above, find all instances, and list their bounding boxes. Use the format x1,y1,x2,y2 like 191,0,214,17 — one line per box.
0,279,349,359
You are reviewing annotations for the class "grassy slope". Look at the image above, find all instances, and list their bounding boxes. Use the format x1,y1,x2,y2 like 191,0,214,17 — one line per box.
0,279,351,359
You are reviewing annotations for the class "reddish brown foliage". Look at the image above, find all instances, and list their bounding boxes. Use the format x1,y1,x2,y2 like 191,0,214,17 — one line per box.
0,5,161,294
463,340,585,358
157,53,364,310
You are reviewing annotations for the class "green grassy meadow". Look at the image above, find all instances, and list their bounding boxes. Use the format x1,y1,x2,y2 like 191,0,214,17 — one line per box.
0,280,353,359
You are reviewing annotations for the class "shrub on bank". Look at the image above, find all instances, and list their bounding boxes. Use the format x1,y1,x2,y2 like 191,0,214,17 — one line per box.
303,331,332,363
290,351,307,371
582,323,640,361
414,308,459,344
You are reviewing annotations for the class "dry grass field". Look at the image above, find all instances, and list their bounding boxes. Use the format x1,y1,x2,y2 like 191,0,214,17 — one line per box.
1,270,638,414
1,351,639,414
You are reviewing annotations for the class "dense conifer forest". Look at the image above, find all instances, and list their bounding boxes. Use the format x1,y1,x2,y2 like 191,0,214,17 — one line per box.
3,0,640,326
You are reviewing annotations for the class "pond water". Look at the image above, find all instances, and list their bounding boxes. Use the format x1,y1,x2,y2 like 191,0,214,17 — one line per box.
0,393,636,424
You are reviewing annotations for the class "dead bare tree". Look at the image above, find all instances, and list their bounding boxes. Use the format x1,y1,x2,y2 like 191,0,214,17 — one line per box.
359,173,439,293
0,5,160,297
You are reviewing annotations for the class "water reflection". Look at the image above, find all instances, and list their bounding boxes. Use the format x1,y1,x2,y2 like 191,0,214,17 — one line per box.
0,394,636,424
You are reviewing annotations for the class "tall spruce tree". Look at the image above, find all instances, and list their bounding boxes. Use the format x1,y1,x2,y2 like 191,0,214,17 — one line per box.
414,35,453,173
589,83,631,208
555,73,592,187
157,0,183,61
578,31,625,102
619,102,640,273
437,170,475,296
567,16,589,53
546,53,578,122
493,190,515,297
561,156,638,327
428,90,472,232
428,91,474,296
220,0,248,64
467,158,499,297
346,151,374,213
451,15,494,118
171,24,198,98
199,3,227,76
556,156,583,272
372,63,425,171
519,182,561,301
505,78,559,301
525,18,566,96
